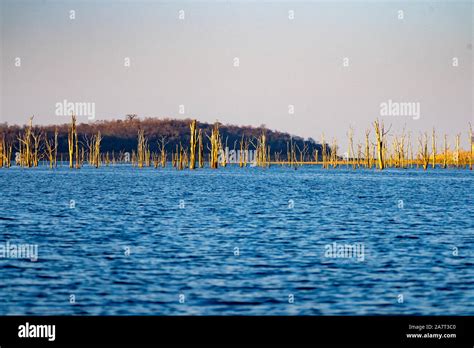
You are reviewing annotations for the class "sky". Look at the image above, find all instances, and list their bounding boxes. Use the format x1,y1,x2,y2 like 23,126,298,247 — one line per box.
0,0,472,148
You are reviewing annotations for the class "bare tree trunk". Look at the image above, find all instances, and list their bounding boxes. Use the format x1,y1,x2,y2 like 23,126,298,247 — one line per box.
68,115,76,168
373,119,389,170
189,120,197,169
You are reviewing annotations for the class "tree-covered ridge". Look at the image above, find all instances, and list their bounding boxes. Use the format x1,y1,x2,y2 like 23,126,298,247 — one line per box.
0,117,322,161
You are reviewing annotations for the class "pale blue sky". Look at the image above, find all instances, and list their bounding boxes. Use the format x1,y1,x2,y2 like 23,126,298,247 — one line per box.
1,0,472,147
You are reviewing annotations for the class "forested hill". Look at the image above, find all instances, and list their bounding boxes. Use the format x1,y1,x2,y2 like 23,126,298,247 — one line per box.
0,117,323,160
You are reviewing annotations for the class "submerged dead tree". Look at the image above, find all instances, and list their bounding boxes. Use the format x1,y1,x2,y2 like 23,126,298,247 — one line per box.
68,115,77,169
17,116,34,167
321,134,327,169
157,136,168,168
442,134,448,169
44,129,58,169
0,134,10,168
207,122,220,169
75,125,80,169
455,133,461,168
2,135,12,168
255,131,268,167
85,132,102,168
220,136,228,167
373,119,390,170
286,139,296,167
347,127,355,169
418,132,430,171
189,120,198,170
93,131,102,168
137,129,147,168
330,138,338,168
239,134,250,167
198,129,204,168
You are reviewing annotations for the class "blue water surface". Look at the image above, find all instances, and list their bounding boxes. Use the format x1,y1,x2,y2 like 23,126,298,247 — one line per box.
0,165,473,315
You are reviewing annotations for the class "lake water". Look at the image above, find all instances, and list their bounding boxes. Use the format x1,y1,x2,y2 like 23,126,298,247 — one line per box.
0,165,473,315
